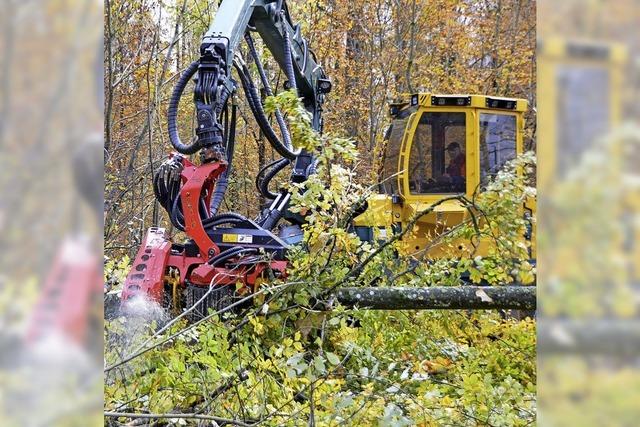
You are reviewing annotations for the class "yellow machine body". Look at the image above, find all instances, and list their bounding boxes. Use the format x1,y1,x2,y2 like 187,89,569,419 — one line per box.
354,93,532,259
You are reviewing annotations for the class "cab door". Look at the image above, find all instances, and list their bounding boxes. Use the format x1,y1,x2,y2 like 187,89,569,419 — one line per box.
401,108,475,202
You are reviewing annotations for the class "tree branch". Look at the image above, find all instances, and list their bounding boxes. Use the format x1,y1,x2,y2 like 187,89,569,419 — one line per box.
104,411,252,427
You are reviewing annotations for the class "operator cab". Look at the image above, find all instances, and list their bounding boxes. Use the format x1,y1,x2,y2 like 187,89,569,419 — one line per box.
356,93,529,258
381,94,527,201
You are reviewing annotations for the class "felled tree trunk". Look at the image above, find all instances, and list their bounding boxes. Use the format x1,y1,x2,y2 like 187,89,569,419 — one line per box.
105,286,537,320
334,286,536,310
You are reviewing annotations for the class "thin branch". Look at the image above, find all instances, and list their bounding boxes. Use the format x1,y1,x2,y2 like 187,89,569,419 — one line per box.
104,411,252,427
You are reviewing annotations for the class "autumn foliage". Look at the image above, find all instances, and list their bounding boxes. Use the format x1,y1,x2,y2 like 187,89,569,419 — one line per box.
104,0,535,259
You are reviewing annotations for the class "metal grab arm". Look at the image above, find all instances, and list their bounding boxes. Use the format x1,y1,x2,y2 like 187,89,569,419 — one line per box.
198,0,330,140
163,0,332,233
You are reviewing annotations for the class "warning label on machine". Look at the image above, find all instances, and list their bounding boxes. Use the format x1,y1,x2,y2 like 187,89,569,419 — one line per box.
222,233,254,244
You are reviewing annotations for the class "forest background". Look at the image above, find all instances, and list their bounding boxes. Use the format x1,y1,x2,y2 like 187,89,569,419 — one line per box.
104,0,536,258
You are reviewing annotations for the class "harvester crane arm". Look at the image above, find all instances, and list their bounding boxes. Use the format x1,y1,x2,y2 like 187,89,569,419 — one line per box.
121,0,332,316
168,0,330,163
165,0,331,227
201,0,330,130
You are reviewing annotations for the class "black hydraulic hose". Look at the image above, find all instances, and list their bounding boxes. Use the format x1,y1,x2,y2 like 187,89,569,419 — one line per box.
206,217,246,229
256,157,286,182
165,188,247,232
234,61,297,160
154,167,185,230
203,212,247,228
207,247,244,266
257,158,290,199
282,18,298,93
208,174,228,219
208,247,258,267
255,158,289,199
169,194,207,231
167,195,238,232
200,197,209,219
208,212,247,221
306,157,320,176
300,38,308,76
209,103,237,216
222,104,229,155
152,173,164,208
226,104,237,167
167,60,202,155
227,104,237,165
238,62,293,158
244,33,293,151
170,194,186,231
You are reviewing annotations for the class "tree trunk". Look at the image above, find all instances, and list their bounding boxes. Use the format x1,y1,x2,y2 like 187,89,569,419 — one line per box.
105,286,536,320
334,286,536,310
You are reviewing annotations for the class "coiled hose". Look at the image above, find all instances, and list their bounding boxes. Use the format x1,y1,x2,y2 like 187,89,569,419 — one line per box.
282,17,298,93
256,158,290,200
245,33,293,151
167,60,202,155
160,29,304,236
209,103,237,216
234,60,298,160
153,157,248,232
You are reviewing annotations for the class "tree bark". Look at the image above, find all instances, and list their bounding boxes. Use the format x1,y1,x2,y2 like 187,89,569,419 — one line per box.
334,286,536,310
105,286,536,320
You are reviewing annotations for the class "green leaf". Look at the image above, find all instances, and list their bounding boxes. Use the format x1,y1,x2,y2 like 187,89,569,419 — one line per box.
326,352,340,365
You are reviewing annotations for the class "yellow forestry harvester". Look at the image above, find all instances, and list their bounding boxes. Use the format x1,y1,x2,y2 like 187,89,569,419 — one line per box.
354,93,535,261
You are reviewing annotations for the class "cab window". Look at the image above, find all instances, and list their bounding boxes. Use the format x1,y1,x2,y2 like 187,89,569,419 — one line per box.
408,112,466,194
479,113,517,182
